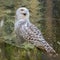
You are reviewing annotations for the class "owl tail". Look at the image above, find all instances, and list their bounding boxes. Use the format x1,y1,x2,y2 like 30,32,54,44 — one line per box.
37,43,58,57
44,45,58,57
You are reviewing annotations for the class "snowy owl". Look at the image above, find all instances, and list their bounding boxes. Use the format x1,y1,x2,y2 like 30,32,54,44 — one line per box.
15,7,57,56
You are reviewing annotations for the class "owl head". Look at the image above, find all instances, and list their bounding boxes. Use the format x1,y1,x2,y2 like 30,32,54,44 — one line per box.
16,7,30,20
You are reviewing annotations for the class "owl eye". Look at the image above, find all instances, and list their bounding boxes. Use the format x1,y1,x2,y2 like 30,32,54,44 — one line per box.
20,9,24,11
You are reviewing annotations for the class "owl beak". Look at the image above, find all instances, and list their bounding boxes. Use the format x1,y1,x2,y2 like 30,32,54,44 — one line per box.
23,13,26,16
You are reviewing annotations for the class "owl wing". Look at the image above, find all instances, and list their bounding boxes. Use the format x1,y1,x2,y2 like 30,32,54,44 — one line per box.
22,23,56,55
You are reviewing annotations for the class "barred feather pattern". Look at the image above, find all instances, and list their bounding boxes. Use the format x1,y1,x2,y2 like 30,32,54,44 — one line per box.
15,7,57,56
15,21,56,55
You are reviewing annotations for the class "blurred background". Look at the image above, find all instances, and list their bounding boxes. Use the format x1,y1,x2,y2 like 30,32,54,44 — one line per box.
0,0,60,60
